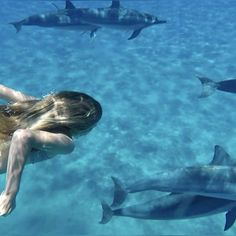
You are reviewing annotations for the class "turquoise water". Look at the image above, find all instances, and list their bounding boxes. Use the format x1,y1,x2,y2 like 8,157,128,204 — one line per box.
0,0,236,235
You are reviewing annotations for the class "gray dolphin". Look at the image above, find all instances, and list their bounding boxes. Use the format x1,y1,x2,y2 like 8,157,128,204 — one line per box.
10,0,99,37
101,194,236,231
115,163,236,201
100,146,236,231
67,0,167,40
197,76,236,97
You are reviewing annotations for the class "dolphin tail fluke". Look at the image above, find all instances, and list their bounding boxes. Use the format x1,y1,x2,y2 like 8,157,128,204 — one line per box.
224,207,236,231
9,20,24,33
99,201,114,224
197,76,218,98
110,176,128,208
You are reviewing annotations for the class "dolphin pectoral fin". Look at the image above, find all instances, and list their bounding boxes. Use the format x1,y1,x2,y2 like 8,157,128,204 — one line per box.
65,0,76,10
9,21,24,33
111,176,128,208
99,201,114,224
224,207,236,231
90,28,99,38
197,76,218,98
128,28,143,40
110,0,120,8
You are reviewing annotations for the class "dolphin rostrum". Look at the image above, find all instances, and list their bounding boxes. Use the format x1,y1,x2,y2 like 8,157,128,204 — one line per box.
100,146,236,231
67,0,167,40
197,76,236,97
10,0,100,38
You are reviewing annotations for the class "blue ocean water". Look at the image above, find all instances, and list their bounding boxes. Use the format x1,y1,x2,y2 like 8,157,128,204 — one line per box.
0,0,236,235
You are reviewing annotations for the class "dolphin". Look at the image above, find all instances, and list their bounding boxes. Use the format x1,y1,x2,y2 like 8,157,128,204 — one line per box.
100,194,236,231
9,0,100,37
100,146,236,231
197,76,236,97
128,166,236,201
112,163,236,201
110,145,236,206
67,0,167,40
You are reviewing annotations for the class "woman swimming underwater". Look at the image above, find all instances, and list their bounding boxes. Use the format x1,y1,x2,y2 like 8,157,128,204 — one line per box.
0,84,102,216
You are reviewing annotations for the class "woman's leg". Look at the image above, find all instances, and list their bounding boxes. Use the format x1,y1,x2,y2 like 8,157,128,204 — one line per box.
0,129,74,216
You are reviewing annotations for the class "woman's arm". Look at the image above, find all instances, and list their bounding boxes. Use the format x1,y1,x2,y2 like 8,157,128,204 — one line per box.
0,129,75,216
0,84,36,102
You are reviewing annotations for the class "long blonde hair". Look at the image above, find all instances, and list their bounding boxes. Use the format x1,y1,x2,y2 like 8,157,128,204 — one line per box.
0,91,102,140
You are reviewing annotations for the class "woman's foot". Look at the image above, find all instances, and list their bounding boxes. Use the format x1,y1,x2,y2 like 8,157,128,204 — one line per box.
0,192,15,216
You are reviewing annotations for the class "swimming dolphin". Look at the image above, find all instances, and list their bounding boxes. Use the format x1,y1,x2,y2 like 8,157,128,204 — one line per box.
197,76,236,97
100,194,236,231
10,0,99,37
113,156,236,201
110,145,236,206
100,146,236,231
67,0,167,40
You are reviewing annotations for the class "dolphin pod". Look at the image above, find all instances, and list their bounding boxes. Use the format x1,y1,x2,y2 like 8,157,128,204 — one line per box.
100,146,236,231
10,0,166,40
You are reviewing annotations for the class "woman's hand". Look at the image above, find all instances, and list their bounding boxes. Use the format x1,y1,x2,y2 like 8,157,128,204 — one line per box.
0,84,36,102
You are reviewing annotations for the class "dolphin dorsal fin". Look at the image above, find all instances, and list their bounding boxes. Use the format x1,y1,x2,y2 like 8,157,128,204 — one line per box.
110,0,120,8
209,145,236,166
65,0,76,9
224,207,236,231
